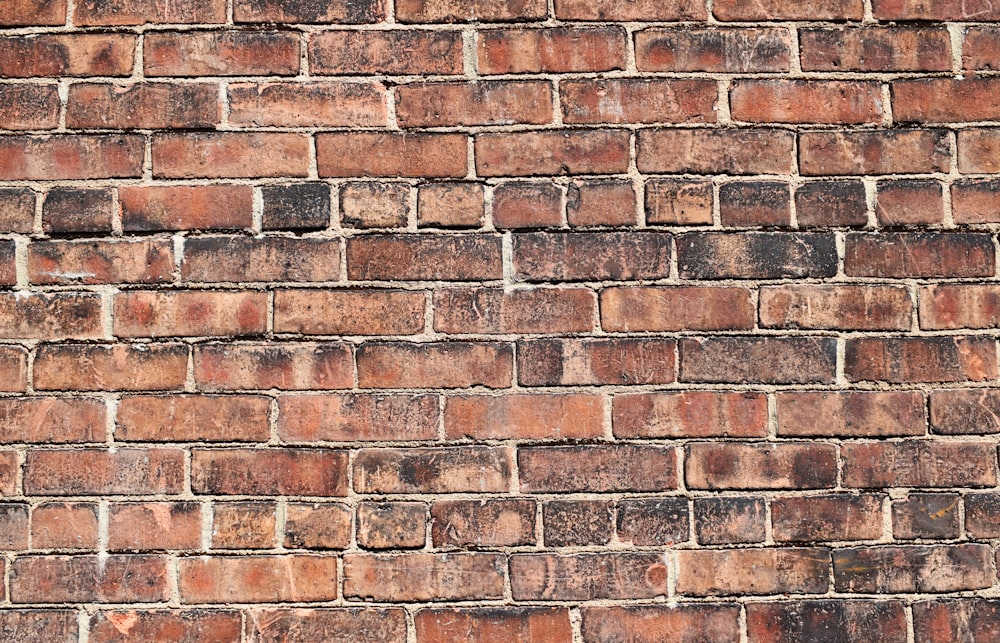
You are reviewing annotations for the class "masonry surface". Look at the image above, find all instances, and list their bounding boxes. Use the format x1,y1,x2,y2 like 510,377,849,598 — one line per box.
1,0,1000,640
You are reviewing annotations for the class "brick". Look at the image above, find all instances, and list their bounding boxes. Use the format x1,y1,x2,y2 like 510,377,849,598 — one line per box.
119,185,253,232
247,609,406,642
0,504,28,549
931,389,1000,434
694,497,766,545
67,83,218,129
732,80,882,124
511,553,668,600
213,502,276,549
118,394,271,442
354,446,512,493
318,132,468,178
543,500,614,547
519,445,677,493
958,129,1000,173
397,0,546,22
616,498,689,546
492,181,562,229
357,342,512,388
513,232,671,282
340,182,409,229
639,128,795,174
842,441,998,488
681,336,836,384
602,286,752,333
416,608,572,643
431,498,535,548
476,129,630,177
800,130,950,175
965,494,1000,537
34,344,186,392
183,236,340,283
715,0,862,19
845,336,997,383
777,391,925,437
846,233,994,278
357,502,424,549
397,80,552,127
873,0,1000,19
834,545,993,593
10,555,169,603
31,502,98,549
192,448,348,496
417,183,484,228
964,26,1000,71
567,179,635,227
89,611,242,643
894,78,1000,123
676,548,830,596
479,27,625,74
234,0,384,22
686,442,837,490
145,30,299,76
748,602,907,643
795,181,868,227
114,290,267,338
434,287,595,334
0,0,66,25
344,553,506,601
614,391,768,439
152,133,310,179
278,394,438,442
801,27,951,71
555,0,705,20
0,188,34,233
0,347,27,392
0,611,76,641
24,449,184,495
0,452,16,495
0,84,59,130
179,555,338,603
645,179,713,225
108,502,201,551
0,34,135,77
561,79,717,125
760,285,912,331
229,81,386,127
41,188,112,234
636,28,791,73
284,502,352,549
0,135,144,180
310,30,463,75
518,338,676,386
893,493,960,540
953,180,1000,224
274,290,424,335
195,343,353,391
876,180,944,225
719,181,790,226
261,183,330,230
914,600,1000,643
0,241,13,286
28,239,174,285
0,293,102,340
772,494,883,542
74,0,224,24
582,605,741,643
445,394,602,440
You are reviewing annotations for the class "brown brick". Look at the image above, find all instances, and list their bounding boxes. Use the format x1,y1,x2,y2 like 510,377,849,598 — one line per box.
28,239,174,285
799,130,950,175
0,292,102,340
686,442,837,490
953,180,1000,224
397,0,546,22
0,611,77,642
511,553,668,600
195,343,352,391
0,188,34,234
0,135,144,180
695,497,766,545
42,188,112,234
845,336,997,383
229,81,386,127
543,500,614,547
153,133,310,179
874,180,945,225
514,232,671,282
261,183,331,230
114,290,267,338
748,601,907,643
340,182,409,229
715,0,861,19
795,180,868,227
278,394,438,442
834,545,993,593
417,183,484,228
567,179,636,227
0,451,16,496
476,130,630,176
435,287,595,334
0,241,13,286
247,608,406,643
416,608,572,643
285,502,352,549
519,445,677,493
212,502,276,549
179,555,338,603
318,132,468,178
0,34,135,77
119,185,253,231
90,611,242,643
636,27,791,72
349,235,502,282
893,493,960,540
274,290,424,336
354,446,512,493
108,501,202,551
31,502,98,549
492,181,562,229
614,391,767,439
0,504,28,549
479,27,625,74
75,0,225,24
235,0,383,22
777,391,926,437
10,555,169,603
344,553,506,601
801,27,951,71
518,338,676,386
965,494,1000,537
914,599,1000,643
556,0,705,20
310,29,463,75
645,179,713,225
183,236,340,283
958,129,1000,174
0,347,27,393
397,80,552,127
719,181,791,226
761,285,912,331
640,129,795,174
357,342,512,389
444,394,602,440
842,441,998,488
192,448,348,496
0,0,66,25
732,80,882,124
582,605,741,643
117,394,271,442
24,449,184,495
772,494,884,542
145,30,299,76
603,286,753,333
677,548,830,597
680,233,838,280
34,344,186,392
846,232,994,278
964,26,1000,71
431,499,535,548
66,82,219,129
0,84,59,130
681,336,836,384
616,498,688,546
931,389,1000,434
894,78,1000,123
356,502,424,550
561,79,717,125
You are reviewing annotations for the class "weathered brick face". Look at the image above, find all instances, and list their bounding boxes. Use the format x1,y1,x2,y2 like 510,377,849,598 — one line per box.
1,0,999,639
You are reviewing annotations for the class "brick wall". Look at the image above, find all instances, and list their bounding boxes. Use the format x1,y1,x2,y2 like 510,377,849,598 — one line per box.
1,0,1000,640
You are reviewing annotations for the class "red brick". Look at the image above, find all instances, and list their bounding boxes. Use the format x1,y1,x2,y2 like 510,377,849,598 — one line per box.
117,394,271,442
24,449,184,495
914,599,1000,643
0,188,34,234
931,389,1000,434
247,609,406,642
834,545,993,593
108,501,201,551
234,0,384,22
318,132,468,178
561,79,717,125
144,30,299,76
842,441,998,488
616,498,688,546
213,501,276,549
795,180,868,227
119,185,253,232
893,493,960,539
695,497,766,545
344,553,506,601
873,0,1000,21
397,0,546,22
582,605,741,643
416,608,572,643
567,179,635,227
114,290,267,338
89,611,242,643
434,287,595,334
964,26,1000,70
0,135,144,180
717,0,861,19
275,289,425,335
748,601,907,643
183,236,340,283
479,27,625,74
965,494,1000,537
10,555,169,603
958,129,1000,174
733,80,881,124
0,34,134,77
511,553,668,600
340,181,409,229
31,502,98,549
601,286,752,332
894,78,1000,123
777,391,925,437
262,182,331,230
278,394,438,442
845,336,997,383
431,498,535,547
285,502,352,549
687,442,837,490
555,0,705,20
761,285,912,331
681,336,836,384
491,181,561,229
953,180,1000,224
875,180,944,225
518,338,676,386
799,130,950,175
179,555,338,603
0,241,14,286
357,342,512,388
195,343,353,391
75,0,225,24
356,502,424,549
677,548,830,596
639,128,795,175
354,446,512,493
0,451,16,495
636,28,791,73
41,187,111,234
476,130,630,177
0,84,59,130
718,181,791,226
152,133,310,179
397,80,552,127
613,391,768,439
28,239,174,285
0,611,77,641
846,232,994,278
445,394,604,440
0,503,28,549
0,292,102,340
229,81,387,127
0,347,26,393
0,0,66,25
34,344,186,392
513,232,671,282
67,83,218,129
801,27,951,71
772,494,884,542
310,30,463,75
645,179,713,225
519,445,676,493
417,183,484,228
192,448,348,496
